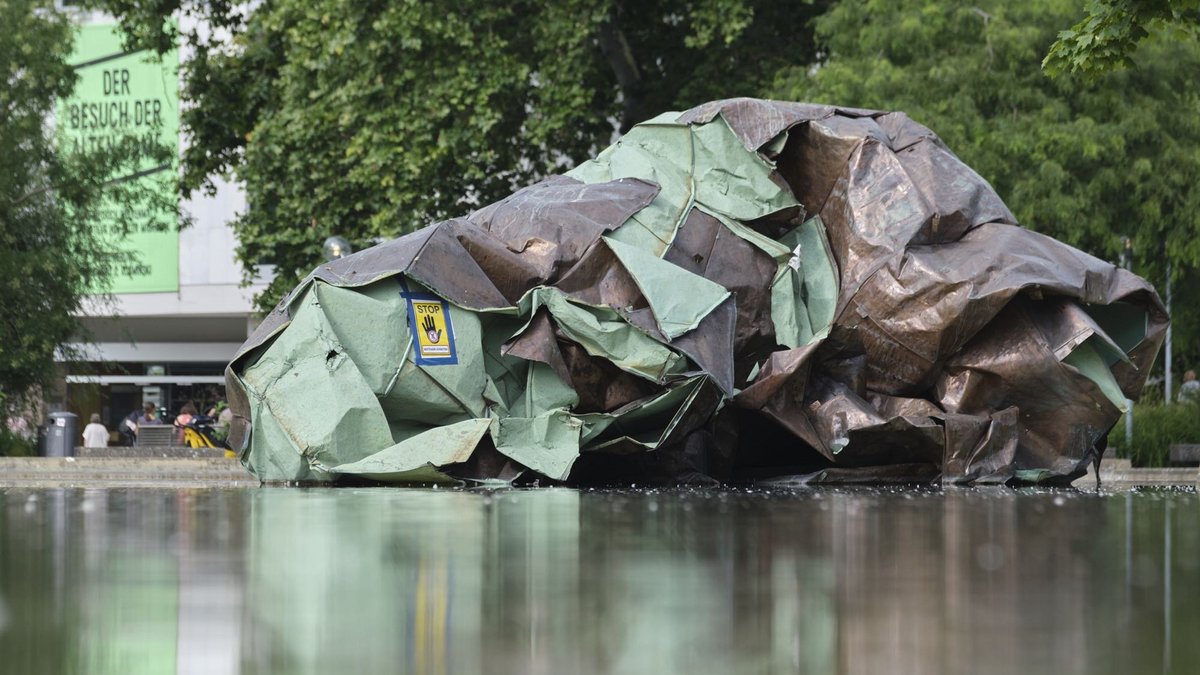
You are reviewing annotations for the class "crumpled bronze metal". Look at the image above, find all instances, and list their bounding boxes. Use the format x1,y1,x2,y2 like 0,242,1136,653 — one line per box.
226,98,1167,486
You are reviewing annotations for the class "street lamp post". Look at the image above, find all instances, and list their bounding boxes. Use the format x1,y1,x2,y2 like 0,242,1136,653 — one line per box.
1164,261,1172,404
323,235,353,261
1119,236,1133,271
1120,236,1134,450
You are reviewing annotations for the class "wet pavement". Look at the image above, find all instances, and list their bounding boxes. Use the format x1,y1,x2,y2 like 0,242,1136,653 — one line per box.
0,486,1196,674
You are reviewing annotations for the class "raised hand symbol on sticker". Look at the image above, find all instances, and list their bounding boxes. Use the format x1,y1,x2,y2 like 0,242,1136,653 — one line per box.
421,314,442,344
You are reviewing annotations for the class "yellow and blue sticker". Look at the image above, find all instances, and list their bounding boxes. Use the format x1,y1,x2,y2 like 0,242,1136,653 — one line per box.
401,282,458,366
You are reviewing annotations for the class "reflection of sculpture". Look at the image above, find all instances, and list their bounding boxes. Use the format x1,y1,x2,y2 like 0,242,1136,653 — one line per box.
226,98,1167,486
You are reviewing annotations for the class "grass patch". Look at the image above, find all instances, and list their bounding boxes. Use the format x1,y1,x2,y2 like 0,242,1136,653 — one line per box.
1106,402,1200,466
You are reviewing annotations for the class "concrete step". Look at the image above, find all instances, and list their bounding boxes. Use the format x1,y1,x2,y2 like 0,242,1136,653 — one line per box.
2,455,1192,489
1072,456,1199,488
0,457,255,487
75,446,229,459
1169,444,1200,465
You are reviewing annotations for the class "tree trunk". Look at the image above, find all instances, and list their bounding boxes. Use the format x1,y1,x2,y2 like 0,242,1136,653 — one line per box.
597,6,647,134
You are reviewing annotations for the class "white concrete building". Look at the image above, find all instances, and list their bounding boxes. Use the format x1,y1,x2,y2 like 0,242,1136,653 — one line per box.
61,178,266,431
54,13,268,432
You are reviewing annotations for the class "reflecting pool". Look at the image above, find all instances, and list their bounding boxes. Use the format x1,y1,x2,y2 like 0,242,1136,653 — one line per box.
0,486,1196,674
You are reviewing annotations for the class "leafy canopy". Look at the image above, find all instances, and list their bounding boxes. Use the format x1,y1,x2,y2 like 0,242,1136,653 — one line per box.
774,0,1200,370
1044,0,1200,76
100,0,829,309
0,0,172,419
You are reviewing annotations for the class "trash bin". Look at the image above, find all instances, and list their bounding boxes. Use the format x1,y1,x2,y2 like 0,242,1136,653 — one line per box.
45,412,79,457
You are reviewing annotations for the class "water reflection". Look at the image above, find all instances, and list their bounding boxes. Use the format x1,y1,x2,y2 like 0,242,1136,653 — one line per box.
0,486,1196,674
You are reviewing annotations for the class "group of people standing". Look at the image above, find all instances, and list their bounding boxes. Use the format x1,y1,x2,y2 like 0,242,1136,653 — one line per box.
82,400,233,448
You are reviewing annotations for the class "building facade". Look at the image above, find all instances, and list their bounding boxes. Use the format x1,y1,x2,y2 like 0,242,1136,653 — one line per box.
52,14,268,435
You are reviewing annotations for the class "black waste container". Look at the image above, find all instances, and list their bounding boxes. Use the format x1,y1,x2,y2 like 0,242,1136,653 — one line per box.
45,412,79,457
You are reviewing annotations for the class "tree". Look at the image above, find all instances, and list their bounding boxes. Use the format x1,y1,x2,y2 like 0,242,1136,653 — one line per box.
1044,0,1200,76
773,0,1200,373
0,0,170,441
98,0,830,309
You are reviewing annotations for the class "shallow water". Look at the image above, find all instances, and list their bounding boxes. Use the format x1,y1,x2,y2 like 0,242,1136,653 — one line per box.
0,486,1196,675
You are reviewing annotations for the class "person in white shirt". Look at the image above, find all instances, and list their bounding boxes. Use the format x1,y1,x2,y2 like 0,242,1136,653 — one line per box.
82,413,109,448
1180,370,1200,403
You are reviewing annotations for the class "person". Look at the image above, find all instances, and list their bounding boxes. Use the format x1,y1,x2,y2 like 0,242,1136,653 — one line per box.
118,402,156,446
175,402,197,427
1180,370,1200,403
82,413,109,448
217,401,233,429
174,402,198,444
205,400,234,441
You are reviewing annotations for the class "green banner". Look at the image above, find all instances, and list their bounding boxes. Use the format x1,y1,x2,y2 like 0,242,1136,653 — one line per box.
58,23,180,294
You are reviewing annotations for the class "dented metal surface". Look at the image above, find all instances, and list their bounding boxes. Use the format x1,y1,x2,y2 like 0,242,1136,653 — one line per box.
226,98,1168,486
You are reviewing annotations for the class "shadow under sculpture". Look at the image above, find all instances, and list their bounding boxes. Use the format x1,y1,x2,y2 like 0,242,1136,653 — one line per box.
224,98,1168,486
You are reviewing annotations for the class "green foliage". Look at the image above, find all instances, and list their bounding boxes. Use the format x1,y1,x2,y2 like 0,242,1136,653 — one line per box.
0,0,172,419
1044,0,1200,77
0,428,36,458
99,0,829,310
773,0,1200,373
1107,401,1200,466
